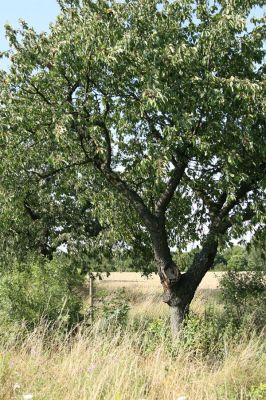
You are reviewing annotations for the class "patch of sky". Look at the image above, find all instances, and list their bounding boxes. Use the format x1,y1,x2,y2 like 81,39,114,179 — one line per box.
0,0,60,70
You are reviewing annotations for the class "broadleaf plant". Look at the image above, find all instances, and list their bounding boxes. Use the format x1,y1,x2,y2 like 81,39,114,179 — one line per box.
1,0,265,334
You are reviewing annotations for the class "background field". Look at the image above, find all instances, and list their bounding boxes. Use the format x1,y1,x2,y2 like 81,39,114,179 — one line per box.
96,271,222,289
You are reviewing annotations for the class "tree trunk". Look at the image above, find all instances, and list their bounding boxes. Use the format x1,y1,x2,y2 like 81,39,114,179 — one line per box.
170,303,188,337
161,278,191,337
159,235,219,337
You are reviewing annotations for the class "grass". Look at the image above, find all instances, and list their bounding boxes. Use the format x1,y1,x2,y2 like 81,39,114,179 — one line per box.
0,285,265,400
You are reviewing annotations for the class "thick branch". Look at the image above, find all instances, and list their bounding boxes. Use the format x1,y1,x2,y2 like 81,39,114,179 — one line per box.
24,199,40,221
183,231,218,299
219,205,255,234
155,161,187,214
220,182,253,218
99,167,156,231
182,201,256,301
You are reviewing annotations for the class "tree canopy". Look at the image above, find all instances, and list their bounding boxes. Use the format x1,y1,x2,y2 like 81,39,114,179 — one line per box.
1,0,265,332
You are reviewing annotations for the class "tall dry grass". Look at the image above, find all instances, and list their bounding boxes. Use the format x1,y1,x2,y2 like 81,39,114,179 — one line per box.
0,309,265,399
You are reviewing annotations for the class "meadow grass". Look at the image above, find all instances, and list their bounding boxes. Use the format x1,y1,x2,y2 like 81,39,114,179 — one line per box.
0,286,265,400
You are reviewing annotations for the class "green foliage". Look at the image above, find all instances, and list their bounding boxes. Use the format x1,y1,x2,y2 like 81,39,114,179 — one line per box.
247,240,266,271
94,288,130,329
141,317,171,353
110,243,265,274
179,308,245,358
0,257,83,330
220,270,266,330
96,253,156,275
223,245,249,271
212,243,265,271
248,384,266,400
131,308,248,359
173,248,199,272
1,0,265,265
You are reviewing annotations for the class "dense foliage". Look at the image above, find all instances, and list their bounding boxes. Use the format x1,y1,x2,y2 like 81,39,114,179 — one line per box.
0,256,83,330
1,0,265,252
0,0,265,331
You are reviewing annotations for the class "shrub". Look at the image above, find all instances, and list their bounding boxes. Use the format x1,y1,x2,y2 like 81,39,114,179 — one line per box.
94,288,130,330
248,383,266,400
219,270,266,331
0,257,83,331
141,317,171,353
177,307,245,360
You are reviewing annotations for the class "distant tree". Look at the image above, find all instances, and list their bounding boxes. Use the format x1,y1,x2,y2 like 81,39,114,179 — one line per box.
227,247,249,271
1,0,265,334
173,248,199,272
212,251,227,270
247,237,266,271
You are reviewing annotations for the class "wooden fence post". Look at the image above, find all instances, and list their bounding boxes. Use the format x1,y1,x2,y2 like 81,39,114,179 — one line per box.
89,274,94,325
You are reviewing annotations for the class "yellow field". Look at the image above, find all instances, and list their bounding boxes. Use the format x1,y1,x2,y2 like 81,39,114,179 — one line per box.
93,272,222,320
96,271,222,290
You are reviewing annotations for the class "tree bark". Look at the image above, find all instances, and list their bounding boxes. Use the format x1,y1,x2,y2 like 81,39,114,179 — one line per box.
159,233,219,337
170,303,189,337
151,218,181,288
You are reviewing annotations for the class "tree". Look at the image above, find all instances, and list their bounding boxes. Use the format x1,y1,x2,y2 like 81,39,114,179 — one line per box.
224,245,249,271
247,236,266,271
1,0,265,335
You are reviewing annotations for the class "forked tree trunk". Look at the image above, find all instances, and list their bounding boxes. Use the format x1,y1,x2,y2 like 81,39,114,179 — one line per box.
162,278,192,336
158,235,219,337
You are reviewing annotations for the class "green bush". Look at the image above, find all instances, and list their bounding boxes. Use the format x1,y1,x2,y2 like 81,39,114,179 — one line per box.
132,309,244,359
141,317,171,353
178,308,245,359
0,257,83,330
248,383,266,400
94,288,130,329
220,270,266,331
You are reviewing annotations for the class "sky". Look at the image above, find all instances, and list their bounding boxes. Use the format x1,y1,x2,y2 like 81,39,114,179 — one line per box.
0,0,60,69
0,0,264,65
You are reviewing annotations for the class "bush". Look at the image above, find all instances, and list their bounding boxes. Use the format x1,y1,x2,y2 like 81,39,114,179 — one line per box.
94,288,130,330
248,383,266,400
0,257,83,331
220,270,266,331
131,308,247,360
141,317,171,353
178,307,246,359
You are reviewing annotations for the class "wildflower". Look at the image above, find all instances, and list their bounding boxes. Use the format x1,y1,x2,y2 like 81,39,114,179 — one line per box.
87,363,97,373
22,394,33,400
13,383,21,391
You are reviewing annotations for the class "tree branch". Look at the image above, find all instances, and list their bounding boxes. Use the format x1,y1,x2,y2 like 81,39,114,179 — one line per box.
25,159,92,180
155,161,187,214
29,82,52,105
94,102,112,169
66,81,80,103
218,205,255,234
98,166,157,232
219,163,265,219
24,198,40,221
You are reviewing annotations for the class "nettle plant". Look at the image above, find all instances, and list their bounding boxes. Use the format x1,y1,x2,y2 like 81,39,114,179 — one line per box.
1,0,265,334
